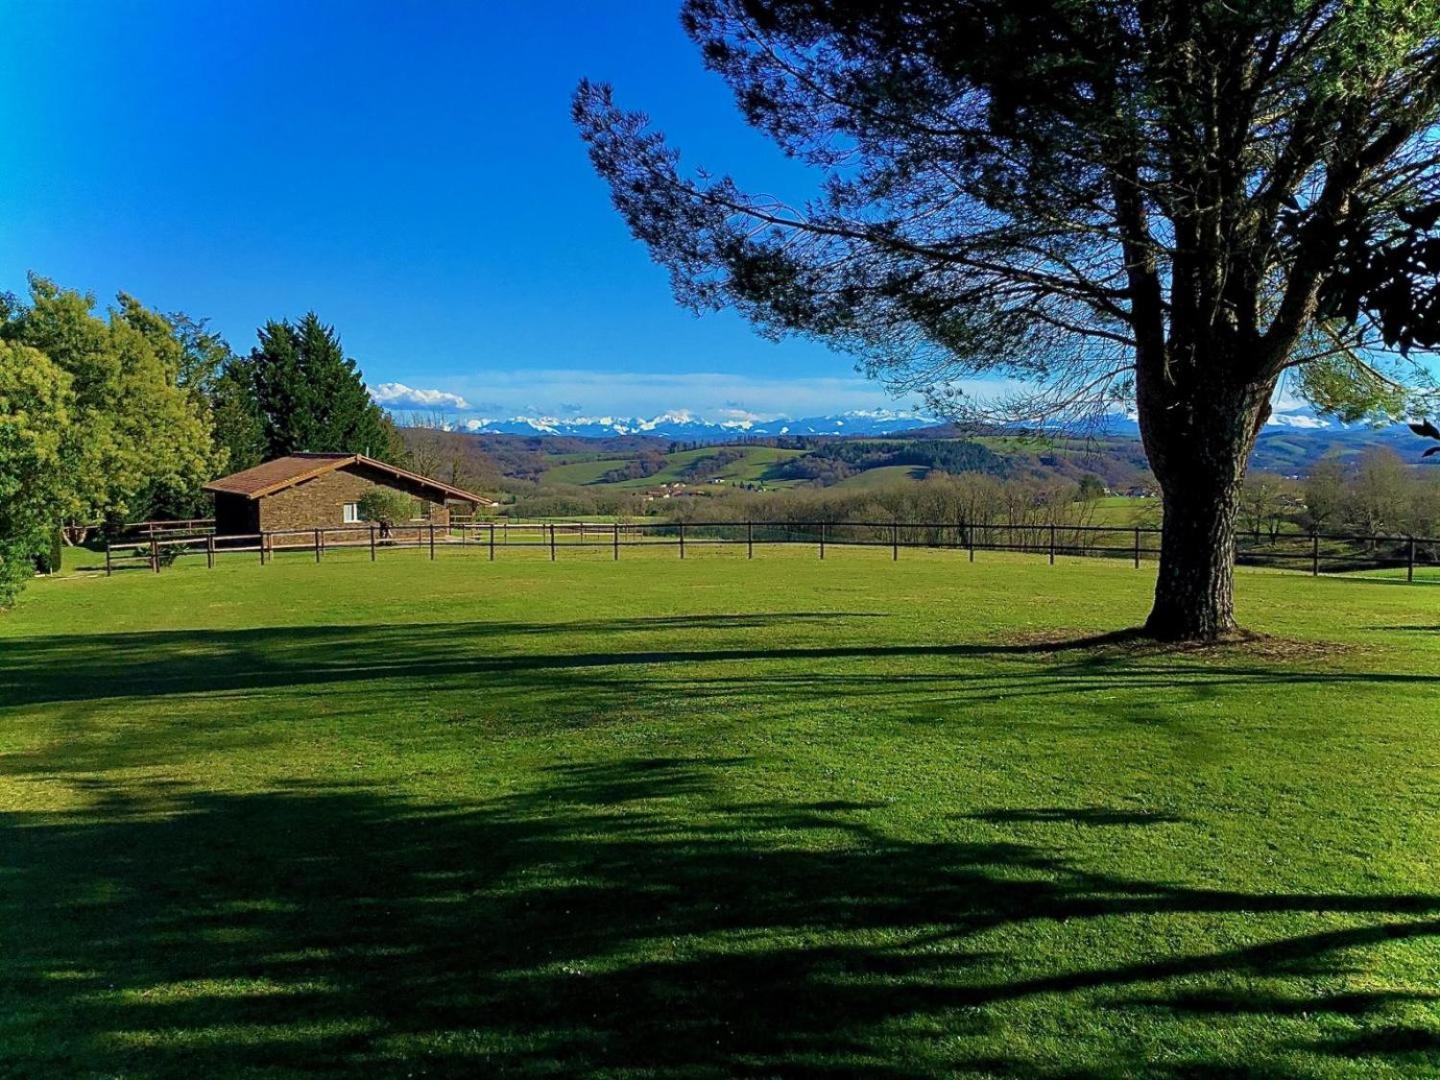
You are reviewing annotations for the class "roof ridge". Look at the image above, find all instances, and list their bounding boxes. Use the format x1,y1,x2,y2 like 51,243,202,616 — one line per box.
203,453,494,505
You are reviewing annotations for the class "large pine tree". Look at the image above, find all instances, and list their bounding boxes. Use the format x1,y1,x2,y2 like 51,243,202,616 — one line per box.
575,1,1440,641
245,313,398,461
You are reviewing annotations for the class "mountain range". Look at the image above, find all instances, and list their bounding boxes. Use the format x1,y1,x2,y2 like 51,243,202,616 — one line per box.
433,408,1437,482
1074,413,1428,474
456,409,939,440
455,408,1419,463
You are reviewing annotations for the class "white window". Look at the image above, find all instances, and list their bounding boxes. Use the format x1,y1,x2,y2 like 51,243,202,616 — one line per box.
343,502,361,523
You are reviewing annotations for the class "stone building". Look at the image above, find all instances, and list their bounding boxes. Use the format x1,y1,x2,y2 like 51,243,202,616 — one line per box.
205,453,495,536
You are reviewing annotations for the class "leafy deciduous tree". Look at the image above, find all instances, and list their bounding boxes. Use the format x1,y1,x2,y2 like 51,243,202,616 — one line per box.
1301,455,1348,532
396,412,502,494
1238,472,1294,540
1076,474,1107,502
1345,448,1414,536
0,276,222,535
0,341,73,606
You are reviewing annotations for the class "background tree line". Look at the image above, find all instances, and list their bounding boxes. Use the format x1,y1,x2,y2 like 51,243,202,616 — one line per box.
1243,450,1440,541
663,473,1103,541
0,274,402,606
772,439,1005,486
498,471,1106,532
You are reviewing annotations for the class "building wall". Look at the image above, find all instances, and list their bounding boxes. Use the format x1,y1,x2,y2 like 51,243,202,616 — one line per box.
253,463,458,533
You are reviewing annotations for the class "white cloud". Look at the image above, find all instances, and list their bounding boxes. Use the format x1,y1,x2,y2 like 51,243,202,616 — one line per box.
1267,412,1330,429
369,382,471,411
362,367,1052,422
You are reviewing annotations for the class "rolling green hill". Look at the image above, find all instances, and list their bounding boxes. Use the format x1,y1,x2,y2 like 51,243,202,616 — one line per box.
533,435,1148,496
544,445,808,489
457,423,1434,502
830,464,933,489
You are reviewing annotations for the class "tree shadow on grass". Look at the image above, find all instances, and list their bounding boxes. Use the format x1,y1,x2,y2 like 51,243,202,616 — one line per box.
2,758,1438,1076
2,616,1433,714
4,612,1434,783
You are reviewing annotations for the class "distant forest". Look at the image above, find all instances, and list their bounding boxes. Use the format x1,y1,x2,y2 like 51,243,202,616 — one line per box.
772,440,1005,485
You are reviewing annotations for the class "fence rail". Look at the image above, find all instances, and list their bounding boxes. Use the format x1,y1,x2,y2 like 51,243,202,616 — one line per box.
114,517,216,538
101,520,1440,583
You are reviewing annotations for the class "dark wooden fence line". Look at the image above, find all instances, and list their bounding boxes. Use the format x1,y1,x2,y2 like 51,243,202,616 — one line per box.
100,520,1440,583
116,517,216,539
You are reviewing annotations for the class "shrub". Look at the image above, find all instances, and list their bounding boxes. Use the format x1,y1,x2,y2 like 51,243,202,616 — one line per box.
357,489,417,528
32,529,64,575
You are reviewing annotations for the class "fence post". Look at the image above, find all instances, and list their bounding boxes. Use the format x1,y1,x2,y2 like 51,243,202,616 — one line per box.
315,529,322,563
892,522,899,561
969,526,975,562
489,522,496,561
207,534,215,569
1408,537,1416,583
820,522,826,560
105,542,112,577
613,522,620,560
1311,531,1319,576
150,536,160,573
679,522,686,559
429,524,436,560
259,534,266,566
370,526,377,561
748,521,754,559
1049,523,1056,566
549,523,556,561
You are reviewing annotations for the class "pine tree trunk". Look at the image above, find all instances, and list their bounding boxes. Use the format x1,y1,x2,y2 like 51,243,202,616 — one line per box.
1136,365,1272,643
1145,482,1240,640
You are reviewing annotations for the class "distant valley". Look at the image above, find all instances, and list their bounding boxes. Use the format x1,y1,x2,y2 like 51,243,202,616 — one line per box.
448,412,1433,496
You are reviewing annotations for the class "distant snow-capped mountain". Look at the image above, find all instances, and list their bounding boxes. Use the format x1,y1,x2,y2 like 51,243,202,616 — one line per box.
455,409,938,440
1083,409,1426,474
1090,407,1337,437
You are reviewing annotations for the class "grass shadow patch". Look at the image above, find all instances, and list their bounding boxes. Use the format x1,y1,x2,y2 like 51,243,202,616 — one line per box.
3,758,1440,1075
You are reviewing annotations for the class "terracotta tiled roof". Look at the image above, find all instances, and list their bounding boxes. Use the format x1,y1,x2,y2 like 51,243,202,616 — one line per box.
204,452,495,505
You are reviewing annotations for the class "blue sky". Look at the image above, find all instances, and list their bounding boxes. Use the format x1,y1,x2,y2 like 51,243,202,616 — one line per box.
0,1,931,420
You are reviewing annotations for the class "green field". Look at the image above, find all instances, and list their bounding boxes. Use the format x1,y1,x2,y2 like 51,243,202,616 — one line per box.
542,444,807,489
1086,495,1160,526
3,547,1439,1076
831,463,933,489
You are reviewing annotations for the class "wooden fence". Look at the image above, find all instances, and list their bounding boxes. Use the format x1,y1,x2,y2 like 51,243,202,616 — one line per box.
102,520,1440,583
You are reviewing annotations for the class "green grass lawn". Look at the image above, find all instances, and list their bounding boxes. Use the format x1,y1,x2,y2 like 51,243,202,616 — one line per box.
3,546,1439,1076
